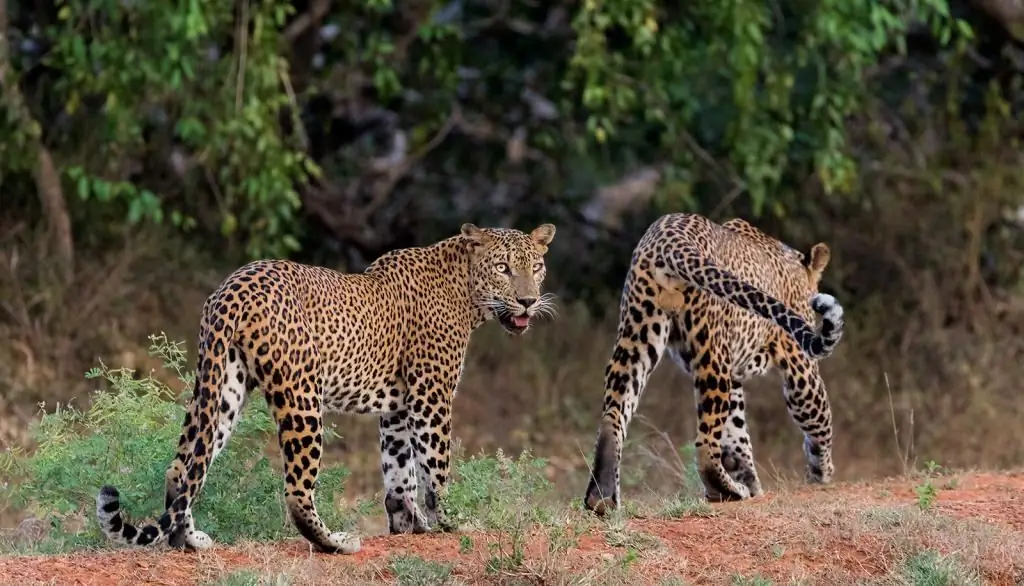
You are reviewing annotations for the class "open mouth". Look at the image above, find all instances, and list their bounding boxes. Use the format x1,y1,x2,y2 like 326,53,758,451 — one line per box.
499,312,531,334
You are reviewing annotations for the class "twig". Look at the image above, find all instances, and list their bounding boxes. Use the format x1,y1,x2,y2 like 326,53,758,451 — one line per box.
884,371,907,475
301,104,463,248
278,61,309,151
282,0,330,43
235,0,249,112
676,129,746,217
634,415,689,485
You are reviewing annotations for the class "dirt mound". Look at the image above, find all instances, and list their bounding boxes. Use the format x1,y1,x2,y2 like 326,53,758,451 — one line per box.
2,472,1023,585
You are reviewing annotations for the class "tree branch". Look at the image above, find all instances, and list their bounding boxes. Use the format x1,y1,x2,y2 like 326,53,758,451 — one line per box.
301,103,462,248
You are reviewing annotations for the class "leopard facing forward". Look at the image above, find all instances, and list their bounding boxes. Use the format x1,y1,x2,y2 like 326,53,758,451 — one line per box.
95,223,557,554
583,213,844,514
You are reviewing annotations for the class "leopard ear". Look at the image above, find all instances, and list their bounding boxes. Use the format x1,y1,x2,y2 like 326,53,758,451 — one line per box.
461,223,491,252
809,243,830,272
807,243,830,287
530,223,556,250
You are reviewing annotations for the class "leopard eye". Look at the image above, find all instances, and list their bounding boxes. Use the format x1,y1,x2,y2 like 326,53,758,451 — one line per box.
533,262,544,273
494,263,511,275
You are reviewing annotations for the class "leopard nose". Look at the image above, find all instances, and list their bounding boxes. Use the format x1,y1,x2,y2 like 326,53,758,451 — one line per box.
518,297,537,308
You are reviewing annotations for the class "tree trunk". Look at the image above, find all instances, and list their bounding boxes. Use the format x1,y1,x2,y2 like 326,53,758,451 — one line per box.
0,2,74,283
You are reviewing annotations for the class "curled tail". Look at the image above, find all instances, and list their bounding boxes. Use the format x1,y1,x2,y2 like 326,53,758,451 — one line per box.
664,247,844,359
95,485,184,547
96,325,228,549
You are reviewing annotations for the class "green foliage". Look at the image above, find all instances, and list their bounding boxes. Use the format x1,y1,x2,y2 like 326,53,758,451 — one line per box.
40,0,318,257
568,0,973,212
5,0,1015,309
0,333,349,550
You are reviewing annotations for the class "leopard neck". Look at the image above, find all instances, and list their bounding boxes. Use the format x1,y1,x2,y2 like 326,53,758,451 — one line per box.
365,235,489,331
430,236,490,330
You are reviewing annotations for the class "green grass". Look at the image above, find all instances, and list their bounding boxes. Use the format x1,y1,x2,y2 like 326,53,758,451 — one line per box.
204,569,275,586
387,554,455,586
902,550,981,586
730,576,775,586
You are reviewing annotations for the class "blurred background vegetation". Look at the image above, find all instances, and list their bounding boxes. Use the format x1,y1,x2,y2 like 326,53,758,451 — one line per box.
3,0,1024,526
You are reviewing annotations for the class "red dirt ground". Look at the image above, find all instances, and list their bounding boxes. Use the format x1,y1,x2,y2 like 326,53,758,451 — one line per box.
2,471,1023,585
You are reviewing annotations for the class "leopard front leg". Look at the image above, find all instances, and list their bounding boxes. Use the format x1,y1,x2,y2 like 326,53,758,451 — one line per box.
379,410,430,534
405,377,457,533
687,329,751,502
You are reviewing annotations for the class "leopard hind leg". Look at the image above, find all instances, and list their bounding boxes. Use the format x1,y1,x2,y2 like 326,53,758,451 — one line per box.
584,270,672,515
249,308,360,554
718,380,763,498
163,343,255,549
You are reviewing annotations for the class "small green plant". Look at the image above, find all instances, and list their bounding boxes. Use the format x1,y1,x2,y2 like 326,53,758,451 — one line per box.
442,446,555,529
0,333,350,552
485,539,525,575
442,446,554,575
902,550,980,586
617,547,639,570
546,522,585,557
459,534,474,554
915,481,938,511
387,554,454,586
914,460,943,511
601,504,661,552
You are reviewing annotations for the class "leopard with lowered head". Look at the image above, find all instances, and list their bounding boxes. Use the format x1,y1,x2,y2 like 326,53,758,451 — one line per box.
583,213,844,515
95,223,557,554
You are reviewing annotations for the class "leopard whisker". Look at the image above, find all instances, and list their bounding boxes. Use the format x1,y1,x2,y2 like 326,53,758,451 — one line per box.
533,293,559,319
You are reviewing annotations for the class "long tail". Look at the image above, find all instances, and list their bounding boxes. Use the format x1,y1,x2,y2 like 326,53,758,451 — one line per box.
664,246,845,359
95,320,229,547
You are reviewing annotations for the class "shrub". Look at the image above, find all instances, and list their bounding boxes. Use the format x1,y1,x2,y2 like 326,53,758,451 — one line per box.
441,446,556,574
0,333,350,551
442,446,555,531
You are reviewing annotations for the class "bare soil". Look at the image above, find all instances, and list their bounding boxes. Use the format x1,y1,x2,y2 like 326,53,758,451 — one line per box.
2,472,1023,586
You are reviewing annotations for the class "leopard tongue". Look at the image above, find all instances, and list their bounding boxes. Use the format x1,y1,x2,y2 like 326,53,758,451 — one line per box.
512,315,530,328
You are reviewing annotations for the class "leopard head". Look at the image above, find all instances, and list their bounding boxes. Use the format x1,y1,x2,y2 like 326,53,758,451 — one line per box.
461,223,557,335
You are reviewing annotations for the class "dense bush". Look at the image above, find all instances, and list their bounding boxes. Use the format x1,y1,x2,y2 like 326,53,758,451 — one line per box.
0,333,351,550
2,0,994,293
